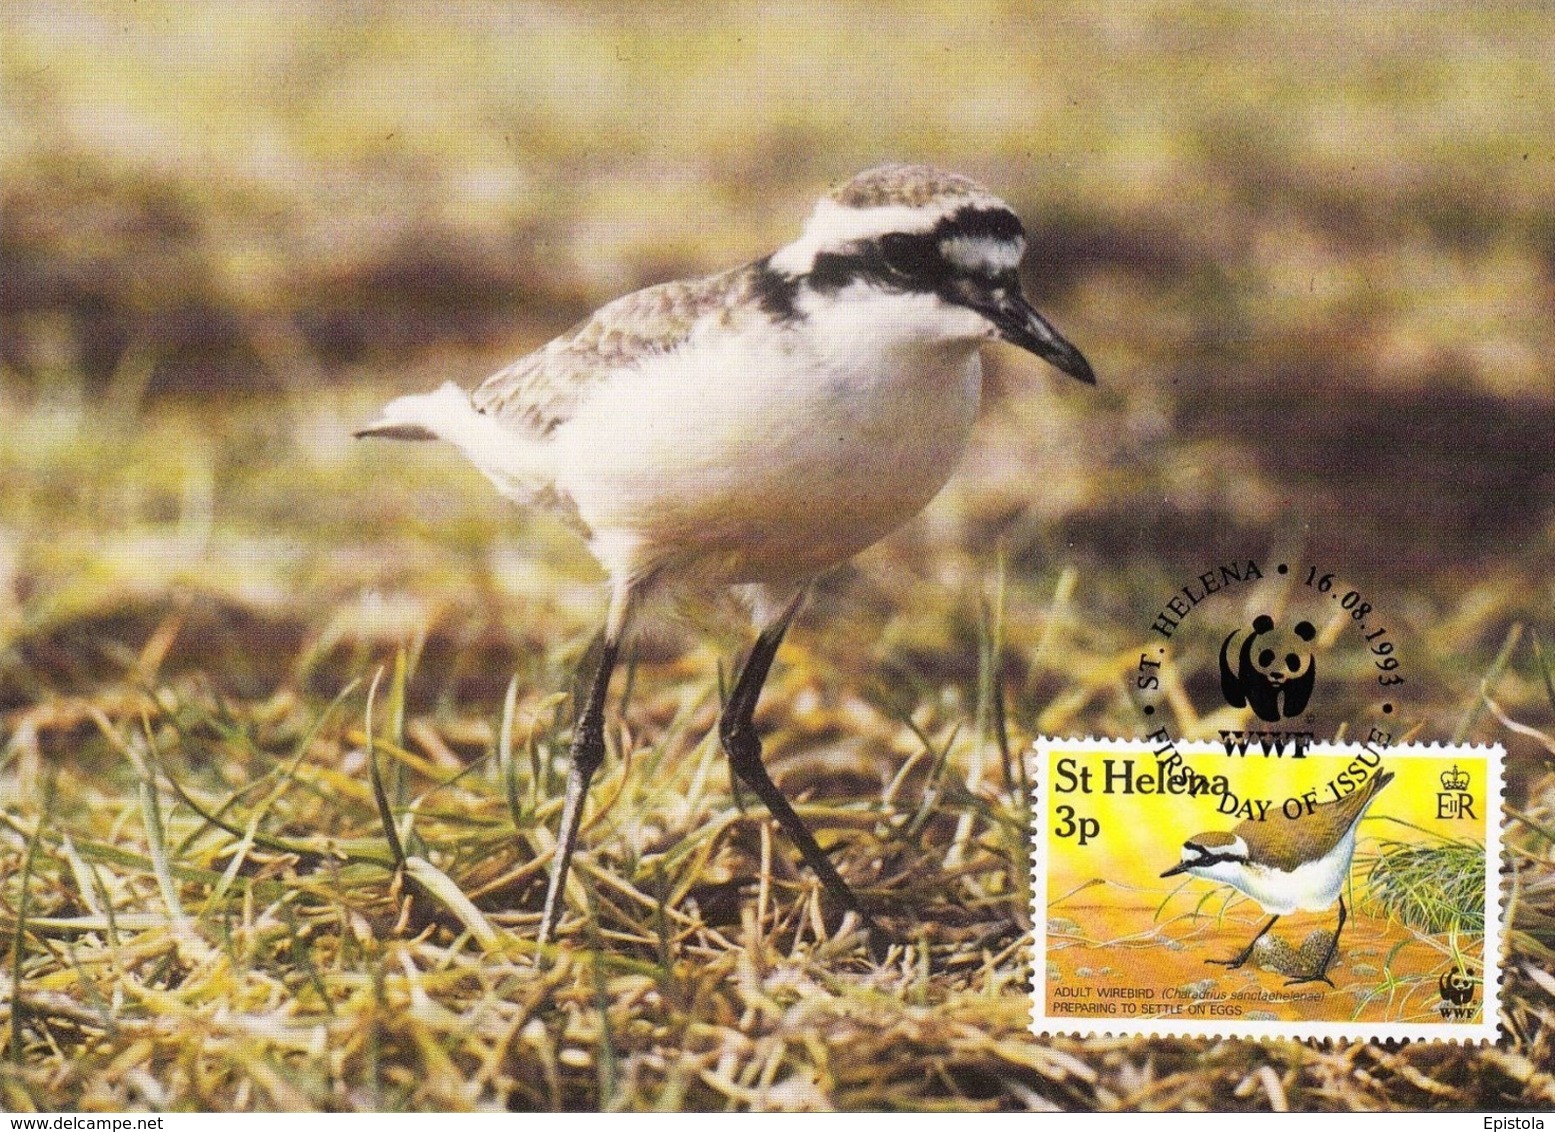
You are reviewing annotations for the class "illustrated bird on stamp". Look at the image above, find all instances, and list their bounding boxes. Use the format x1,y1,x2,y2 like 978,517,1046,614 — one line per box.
1160,767,1394,986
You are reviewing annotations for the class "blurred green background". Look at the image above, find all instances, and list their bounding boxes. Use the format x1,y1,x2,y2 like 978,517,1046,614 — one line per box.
4,0,1555,763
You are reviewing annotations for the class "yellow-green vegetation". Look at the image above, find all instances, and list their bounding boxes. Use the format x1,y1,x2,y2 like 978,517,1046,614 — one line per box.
1365,838,1487,936
4,0,1555,1113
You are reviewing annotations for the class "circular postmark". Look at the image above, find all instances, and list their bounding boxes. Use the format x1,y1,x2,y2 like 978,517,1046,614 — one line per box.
1132,557,1414,822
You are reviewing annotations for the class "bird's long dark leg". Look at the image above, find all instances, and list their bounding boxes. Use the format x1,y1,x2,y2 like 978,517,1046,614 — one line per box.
1207,913,1280,970
538,578,636,946
718,594,881,952
1286,895,1345,987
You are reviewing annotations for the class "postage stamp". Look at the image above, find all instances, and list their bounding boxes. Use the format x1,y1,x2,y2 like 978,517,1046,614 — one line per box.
1029,737,1505,1042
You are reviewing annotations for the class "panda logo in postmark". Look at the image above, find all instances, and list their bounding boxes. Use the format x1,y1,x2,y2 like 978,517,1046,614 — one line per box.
1219,614,1318,723
1135,560,1413,804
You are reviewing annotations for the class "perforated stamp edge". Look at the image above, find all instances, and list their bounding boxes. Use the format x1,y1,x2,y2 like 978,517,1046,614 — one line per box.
1027,737,1506,1044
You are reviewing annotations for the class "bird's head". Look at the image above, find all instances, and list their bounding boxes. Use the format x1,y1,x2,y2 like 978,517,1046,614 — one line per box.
764,163,1094,383
1160,831,1251,880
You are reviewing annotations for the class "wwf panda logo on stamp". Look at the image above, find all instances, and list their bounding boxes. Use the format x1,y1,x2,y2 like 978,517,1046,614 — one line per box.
1029,737,1504,1042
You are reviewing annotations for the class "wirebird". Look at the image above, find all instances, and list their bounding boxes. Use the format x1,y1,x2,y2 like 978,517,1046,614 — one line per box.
1161,769,1394,984
358,164,1095,951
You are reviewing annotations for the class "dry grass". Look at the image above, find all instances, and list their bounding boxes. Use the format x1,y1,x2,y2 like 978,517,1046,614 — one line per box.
2,605,1553,1111
1,390,1553,1110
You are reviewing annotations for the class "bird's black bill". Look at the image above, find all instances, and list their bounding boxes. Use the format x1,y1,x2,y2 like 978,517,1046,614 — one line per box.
978,291,1095,384
1160,861,1190,878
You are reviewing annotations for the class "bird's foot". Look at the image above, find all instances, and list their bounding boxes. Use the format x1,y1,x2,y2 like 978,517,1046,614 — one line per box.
1283,970,1336,988
861,916,896,964
839,914,890,964
1205,955,1248,970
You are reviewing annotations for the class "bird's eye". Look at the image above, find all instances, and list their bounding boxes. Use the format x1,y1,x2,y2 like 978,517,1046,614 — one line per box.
879,233,941,279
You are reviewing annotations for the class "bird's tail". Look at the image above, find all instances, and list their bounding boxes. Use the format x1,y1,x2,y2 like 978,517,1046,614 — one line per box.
355,382,550,498
355,382,480,442
1352,766,1396,826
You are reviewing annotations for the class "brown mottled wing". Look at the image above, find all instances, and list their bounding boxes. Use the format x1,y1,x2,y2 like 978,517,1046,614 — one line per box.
1238,769,1394,873
471,266,754,437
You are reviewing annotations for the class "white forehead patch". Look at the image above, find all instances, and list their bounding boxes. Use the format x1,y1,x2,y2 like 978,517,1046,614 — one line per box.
940,234,1025,275
769,197,952,275
1190,833,1250,861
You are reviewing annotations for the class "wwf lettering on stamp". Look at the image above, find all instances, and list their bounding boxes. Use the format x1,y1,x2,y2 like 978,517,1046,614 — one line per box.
1029,738,1505,1042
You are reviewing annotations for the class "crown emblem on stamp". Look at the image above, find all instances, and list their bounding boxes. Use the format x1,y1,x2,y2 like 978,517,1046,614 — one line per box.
1440,765,1470,792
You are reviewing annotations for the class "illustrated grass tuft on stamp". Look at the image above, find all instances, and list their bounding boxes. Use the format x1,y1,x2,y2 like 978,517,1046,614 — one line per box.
1028,737,1505,1043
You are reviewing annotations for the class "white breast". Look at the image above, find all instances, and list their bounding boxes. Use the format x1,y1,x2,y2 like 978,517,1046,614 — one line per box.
549,292,986,588
1205,828,1358,915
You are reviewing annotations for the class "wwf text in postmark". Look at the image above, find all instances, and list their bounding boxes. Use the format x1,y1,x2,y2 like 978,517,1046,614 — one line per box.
1136,558,1414,784
1029,737,1504,1042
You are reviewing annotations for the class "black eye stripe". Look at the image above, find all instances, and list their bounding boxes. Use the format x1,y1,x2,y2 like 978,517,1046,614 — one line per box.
808,244,949,296
880,232,945,279
808,249,887,292
768,204,1027,306
1192,849,1243,867
933,205,1025,245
